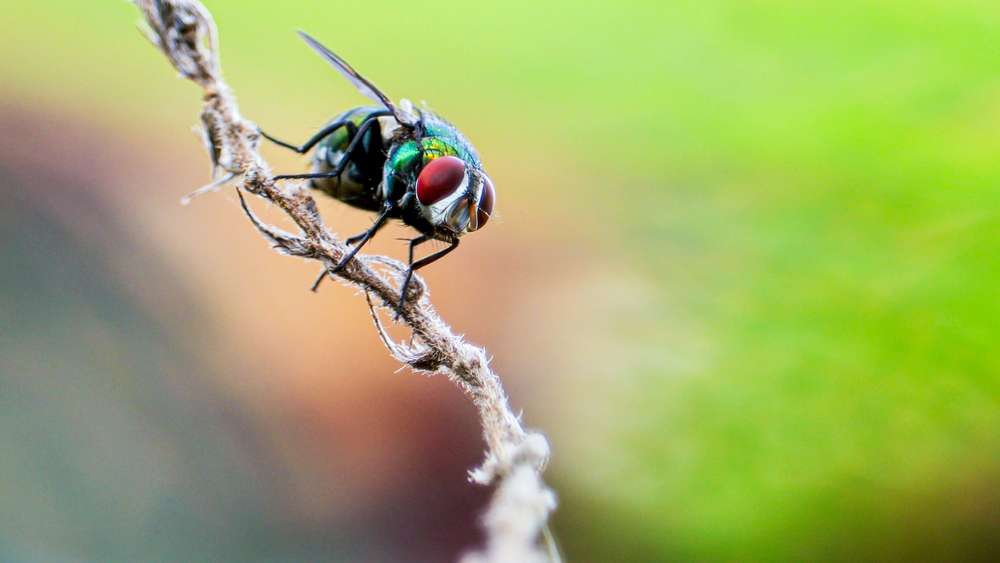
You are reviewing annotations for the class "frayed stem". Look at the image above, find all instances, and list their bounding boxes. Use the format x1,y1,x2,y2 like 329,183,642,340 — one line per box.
133,2,558,560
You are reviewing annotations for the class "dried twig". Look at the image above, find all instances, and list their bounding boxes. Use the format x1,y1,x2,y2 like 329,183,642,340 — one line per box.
133,1,558,560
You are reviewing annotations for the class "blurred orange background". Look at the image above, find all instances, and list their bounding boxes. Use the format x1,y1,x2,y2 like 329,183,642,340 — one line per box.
2,1,999,561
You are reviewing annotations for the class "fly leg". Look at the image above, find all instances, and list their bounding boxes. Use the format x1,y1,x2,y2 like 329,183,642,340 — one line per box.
259,110,391,154
396,236,460,318
345,225,381,246
310,199,396,291
274,114,383,181
311,214,389,291
331,189,409,268
259,120,344,154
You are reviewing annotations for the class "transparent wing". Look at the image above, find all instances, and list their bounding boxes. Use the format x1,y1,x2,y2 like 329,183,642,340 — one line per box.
298,31,416,127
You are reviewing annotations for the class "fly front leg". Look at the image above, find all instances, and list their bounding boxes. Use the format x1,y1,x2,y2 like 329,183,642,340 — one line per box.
396,236,460,318
309,199,396,291
344,214,385,247
335,200,394,269
343,191,413,245
312,192,411,292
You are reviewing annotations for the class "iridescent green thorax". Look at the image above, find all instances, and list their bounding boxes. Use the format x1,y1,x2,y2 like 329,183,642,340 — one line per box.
420,111,481,165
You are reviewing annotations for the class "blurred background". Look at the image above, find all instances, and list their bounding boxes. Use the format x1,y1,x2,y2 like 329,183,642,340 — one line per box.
1,1,998,561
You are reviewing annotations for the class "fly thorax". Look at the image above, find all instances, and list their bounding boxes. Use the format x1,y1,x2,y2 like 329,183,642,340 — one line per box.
377,115,404,144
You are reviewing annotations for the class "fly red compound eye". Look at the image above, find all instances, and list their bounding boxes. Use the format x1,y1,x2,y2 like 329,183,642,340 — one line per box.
416,156,467,205
476,175,495,228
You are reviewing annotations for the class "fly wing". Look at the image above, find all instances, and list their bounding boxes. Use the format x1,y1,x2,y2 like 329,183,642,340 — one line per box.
298,31,417,127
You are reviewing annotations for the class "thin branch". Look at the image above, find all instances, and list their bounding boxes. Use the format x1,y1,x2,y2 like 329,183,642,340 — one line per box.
132,1,558,561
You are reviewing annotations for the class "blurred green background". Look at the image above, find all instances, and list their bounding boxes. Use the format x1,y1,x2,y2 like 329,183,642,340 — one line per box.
1,1,998,561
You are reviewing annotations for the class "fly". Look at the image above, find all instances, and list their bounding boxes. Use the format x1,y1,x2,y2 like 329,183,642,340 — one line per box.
260,31,495,313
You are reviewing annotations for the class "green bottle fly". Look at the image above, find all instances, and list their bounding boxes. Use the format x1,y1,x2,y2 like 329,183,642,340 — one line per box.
262,32,495,310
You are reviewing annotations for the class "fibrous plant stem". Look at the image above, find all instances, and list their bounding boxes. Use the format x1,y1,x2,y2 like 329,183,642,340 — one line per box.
132,1,558,561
